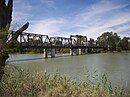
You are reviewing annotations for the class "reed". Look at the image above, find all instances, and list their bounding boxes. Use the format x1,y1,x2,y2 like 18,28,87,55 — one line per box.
0,65,130,97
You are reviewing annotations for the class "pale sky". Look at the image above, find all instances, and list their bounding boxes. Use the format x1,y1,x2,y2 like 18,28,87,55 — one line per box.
11,0,130,39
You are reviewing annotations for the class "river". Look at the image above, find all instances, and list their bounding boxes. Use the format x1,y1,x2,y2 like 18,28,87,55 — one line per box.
7,52,130,89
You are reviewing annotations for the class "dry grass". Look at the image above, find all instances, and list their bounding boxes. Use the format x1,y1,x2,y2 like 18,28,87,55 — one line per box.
0,65,130,97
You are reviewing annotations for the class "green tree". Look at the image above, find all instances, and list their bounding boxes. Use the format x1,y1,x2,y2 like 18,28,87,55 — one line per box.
121,37,129,51
96,32,121,51
113,33,121,51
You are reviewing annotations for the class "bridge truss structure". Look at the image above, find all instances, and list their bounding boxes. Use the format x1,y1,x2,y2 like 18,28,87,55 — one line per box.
7,32,102,58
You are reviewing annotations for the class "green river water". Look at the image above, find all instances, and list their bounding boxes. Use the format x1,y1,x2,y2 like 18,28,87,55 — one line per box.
7,52,130,89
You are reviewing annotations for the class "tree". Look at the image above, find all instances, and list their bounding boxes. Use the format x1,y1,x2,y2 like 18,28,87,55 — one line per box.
121,37,129,51
113,33,121,51
96,32,121,51
0,0,13,29
0,0,29,80
0,0,13,80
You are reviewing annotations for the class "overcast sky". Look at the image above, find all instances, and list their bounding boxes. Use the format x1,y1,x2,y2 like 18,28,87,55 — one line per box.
11,0,130,39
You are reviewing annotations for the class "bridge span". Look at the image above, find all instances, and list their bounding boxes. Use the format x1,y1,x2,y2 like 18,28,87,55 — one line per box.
8,32,102,58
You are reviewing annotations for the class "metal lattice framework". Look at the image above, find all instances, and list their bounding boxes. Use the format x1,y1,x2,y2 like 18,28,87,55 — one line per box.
19,33,51,48
7,32,101,49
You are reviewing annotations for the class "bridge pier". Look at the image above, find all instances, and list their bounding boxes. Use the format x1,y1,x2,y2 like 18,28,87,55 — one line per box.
70,49,78,55
75,49,80,55
79,49,82,55
44,49,48,59
76,49,85,55
70,48,84,56
85,48,88,54
70,49,74,56
51,48,55,58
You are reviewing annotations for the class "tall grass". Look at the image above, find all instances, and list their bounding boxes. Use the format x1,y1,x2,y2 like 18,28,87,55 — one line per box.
0,65,130,97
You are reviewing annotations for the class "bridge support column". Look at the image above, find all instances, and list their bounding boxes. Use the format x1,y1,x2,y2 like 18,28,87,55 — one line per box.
70,49,74,56
85,48,88,54
78,49,82,55
76,49,83,55
76,49,79,55
70,49,83,55
51,48,55,58
44,49,48,59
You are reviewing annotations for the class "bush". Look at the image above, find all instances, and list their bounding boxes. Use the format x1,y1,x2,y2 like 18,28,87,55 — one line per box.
0,65,130,97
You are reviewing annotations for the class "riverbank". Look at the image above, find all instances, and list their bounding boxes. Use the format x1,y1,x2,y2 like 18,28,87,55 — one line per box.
0,65,130,97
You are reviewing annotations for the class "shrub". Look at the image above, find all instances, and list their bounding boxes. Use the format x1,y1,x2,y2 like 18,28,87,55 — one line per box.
0,65,130,97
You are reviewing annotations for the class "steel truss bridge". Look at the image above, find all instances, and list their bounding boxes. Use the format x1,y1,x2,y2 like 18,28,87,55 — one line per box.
8,32,102,58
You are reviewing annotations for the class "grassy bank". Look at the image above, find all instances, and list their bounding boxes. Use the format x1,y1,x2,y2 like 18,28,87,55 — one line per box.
0,65,130,97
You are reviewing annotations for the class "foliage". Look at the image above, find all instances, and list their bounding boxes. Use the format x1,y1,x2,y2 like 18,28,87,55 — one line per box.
96,32,120,51
0,65,130,97
0,0,13,80
0,30,9,80
0,0,29,80
0,29,9,42
60,48,70,53
96,32,130,51
29,49,43,54
121,37,129,50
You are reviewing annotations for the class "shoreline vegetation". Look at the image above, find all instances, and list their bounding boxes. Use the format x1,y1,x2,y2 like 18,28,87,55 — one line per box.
8,47,130,54
0,65,130,97
8,48,71,54
8,50,130,55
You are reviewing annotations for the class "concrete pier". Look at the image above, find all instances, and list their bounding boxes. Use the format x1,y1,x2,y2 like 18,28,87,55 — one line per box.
76,49,79,55
51,48,55,58
44,49,48,59
70,49,74,56
70,48,84,56
78,49,82,55
85,48,88,54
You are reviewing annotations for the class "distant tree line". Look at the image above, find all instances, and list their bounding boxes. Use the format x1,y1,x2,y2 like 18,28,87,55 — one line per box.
96,32,130,51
